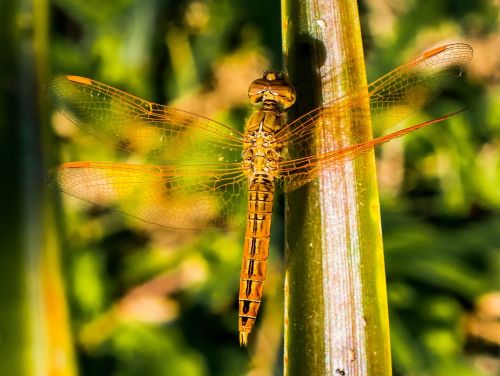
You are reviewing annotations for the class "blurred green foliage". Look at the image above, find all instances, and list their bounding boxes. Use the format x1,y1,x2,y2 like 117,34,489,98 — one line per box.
18,0,500,374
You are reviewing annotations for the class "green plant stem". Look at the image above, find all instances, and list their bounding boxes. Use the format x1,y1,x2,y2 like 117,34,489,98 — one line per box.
282,0,392,375
0,1,28,374
0,0,76,374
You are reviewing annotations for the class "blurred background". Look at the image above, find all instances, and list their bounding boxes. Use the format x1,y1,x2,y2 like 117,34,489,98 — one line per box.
0,0,499,375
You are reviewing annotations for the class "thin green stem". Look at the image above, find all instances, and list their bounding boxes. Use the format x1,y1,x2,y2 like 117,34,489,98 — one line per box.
0,0,77,374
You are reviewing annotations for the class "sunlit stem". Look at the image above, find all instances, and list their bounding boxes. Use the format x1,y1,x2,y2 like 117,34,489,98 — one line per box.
282,0,392,375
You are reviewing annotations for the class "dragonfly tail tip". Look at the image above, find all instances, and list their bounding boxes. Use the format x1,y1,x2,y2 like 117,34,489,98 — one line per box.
239,332,249,347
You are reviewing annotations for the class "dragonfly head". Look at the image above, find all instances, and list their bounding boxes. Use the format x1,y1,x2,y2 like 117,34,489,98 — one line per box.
248,71,296,110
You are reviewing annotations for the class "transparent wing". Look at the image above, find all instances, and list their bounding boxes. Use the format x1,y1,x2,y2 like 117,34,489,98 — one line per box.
279,111,464,191
50,161,248,230
277,43,473,191
48,75,244,164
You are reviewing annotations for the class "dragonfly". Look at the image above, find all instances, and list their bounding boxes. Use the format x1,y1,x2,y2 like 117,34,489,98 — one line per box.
49,43,472,346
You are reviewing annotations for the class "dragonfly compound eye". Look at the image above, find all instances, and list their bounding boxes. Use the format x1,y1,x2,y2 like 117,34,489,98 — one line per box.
248,78,269,105
268,82,296,109
248,75,296,109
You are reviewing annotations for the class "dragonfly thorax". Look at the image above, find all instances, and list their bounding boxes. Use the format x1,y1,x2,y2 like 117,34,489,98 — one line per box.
248,71,296,110
242,129,281,177
242,110,283,178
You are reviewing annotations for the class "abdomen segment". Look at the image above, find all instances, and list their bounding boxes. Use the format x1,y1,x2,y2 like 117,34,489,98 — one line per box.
238,175,274,346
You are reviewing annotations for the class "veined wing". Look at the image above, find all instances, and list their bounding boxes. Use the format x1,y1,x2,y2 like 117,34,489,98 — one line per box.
49,76,244,164
279,110,464,191
50,161,248,230
277,43,473,191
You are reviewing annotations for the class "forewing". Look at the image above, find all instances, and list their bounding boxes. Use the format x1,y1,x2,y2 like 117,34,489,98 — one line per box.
278,43,473,191
51,161,248,230
48,76,244,164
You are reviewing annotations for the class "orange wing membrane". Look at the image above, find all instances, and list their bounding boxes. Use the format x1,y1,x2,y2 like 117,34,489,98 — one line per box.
51,161,247,230
49,75,244,164
49,43,472,346
277,43,473,191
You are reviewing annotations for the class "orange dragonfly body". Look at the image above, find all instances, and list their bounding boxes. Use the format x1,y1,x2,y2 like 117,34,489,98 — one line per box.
49,43,472,346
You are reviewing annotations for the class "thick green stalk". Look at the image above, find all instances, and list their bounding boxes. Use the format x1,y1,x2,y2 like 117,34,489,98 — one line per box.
282,1,391,375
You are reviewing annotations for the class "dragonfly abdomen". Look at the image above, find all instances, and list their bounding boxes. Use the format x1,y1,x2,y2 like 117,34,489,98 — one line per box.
238,175,274,346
